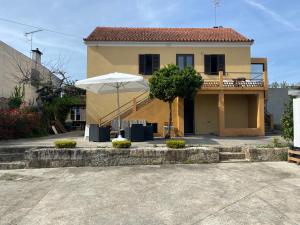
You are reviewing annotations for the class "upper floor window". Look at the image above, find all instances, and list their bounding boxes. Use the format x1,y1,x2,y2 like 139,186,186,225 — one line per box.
176,54,194,70
139,54,160,75
251,63,264,79
204,54,225,75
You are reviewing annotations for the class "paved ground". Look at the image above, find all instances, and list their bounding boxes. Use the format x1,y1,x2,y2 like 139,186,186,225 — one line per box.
0,162,299,225
0,131,285,148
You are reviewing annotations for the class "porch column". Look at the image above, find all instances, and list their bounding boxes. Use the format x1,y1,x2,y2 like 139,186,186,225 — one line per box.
218,92,225,136
257,92,265,135
176,97,184,136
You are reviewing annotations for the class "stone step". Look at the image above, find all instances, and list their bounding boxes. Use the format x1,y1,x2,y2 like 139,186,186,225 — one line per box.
217,147,243,153
0,153,25,162
219,152,245,161
0,161,26,170
0,147,28,154
220,159,250,163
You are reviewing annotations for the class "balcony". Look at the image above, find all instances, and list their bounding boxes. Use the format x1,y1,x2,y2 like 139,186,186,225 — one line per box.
201,71,268,91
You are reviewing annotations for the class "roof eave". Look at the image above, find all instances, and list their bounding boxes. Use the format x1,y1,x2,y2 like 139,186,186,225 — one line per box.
83,40,254,47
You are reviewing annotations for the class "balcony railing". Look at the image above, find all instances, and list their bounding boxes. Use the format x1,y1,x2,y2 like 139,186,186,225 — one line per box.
202,71,268,90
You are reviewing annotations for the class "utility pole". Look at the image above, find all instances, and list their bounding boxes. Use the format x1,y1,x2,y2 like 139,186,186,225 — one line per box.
212,0,220,27
24,29,43,56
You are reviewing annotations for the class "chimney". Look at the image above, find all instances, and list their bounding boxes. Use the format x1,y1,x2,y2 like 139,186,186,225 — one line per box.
31,48,42,64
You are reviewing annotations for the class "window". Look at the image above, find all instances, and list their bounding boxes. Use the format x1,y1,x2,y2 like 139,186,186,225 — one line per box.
251,63,264,79
70,107,81,121
176,54,194,70
204,54,225,75
139,54,160,75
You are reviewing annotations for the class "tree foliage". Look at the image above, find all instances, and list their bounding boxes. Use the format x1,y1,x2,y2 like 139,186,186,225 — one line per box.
149,64,203,138
281,96,294,142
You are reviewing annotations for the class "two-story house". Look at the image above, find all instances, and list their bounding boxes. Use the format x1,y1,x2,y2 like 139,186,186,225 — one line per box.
84,27,268,137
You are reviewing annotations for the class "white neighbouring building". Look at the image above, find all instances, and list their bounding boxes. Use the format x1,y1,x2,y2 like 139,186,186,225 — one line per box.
0,40,60,106
294,98,300,148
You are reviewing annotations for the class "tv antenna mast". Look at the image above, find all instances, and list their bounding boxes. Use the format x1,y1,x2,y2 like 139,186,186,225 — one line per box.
212,0,220,27
24,29,43,56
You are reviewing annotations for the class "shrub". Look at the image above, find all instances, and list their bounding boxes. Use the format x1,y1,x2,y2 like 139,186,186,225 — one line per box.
54,140,77,148
8,85,25,109
166,139,186,149
281,96,294,142
112,140,131,148
0,109,46,140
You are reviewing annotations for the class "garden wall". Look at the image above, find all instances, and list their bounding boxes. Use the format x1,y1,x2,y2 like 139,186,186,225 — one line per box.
244,147,289,162
25,147,219,168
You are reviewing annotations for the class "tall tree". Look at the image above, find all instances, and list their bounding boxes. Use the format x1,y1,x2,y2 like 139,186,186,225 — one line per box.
149,64,203,138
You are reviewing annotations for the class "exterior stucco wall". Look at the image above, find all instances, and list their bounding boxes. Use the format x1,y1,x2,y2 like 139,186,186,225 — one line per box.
123,98,178,136
267,88,289,126
0,41,58,105
195,94,218,135
86,45,251,125
225,95,249,128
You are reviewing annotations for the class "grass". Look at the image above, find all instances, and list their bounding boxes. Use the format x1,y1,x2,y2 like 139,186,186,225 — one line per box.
259,138,290,148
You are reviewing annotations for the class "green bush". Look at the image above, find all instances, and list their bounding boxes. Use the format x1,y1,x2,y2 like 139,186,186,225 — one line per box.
112,140,131,148
281,96,294,142
8,85,25,109
166,139,186,149
54,140,77,148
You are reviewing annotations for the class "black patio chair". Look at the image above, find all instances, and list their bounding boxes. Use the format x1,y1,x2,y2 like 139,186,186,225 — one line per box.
89,124,110,142
125,124,145,142
144,125,154,141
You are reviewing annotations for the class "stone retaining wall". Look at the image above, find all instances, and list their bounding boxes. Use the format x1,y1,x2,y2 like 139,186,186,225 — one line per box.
244,147,289,162
25,147,219,168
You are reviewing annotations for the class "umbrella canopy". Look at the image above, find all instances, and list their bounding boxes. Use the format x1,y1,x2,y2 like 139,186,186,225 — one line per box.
75,72,149,94
75,72,149,141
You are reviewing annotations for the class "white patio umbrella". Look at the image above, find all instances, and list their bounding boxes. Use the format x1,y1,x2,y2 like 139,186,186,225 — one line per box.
75,72,149,141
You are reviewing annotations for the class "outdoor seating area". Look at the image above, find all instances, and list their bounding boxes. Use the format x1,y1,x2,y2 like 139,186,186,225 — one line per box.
89,121,154,142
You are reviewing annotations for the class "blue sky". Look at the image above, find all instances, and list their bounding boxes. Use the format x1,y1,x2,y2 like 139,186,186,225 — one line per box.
0,0,299,83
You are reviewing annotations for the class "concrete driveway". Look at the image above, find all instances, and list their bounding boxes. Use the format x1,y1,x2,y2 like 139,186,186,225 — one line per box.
0,131,286,148
1,162,300,225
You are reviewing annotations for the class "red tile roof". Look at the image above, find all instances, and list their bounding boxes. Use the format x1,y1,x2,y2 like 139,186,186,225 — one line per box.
84,27,253,43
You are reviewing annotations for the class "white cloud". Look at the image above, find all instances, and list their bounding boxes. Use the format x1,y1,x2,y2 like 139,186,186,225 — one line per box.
245,0,299,31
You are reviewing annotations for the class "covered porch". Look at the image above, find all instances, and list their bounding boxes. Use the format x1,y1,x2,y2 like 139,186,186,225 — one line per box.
190,91,265,136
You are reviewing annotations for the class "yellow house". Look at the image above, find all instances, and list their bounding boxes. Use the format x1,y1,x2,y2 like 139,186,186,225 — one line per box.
84,27,268,137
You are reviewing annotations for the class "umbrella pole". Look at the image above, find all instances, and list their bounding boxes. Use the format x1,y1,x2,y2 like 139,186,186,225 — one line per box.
117,85,121,138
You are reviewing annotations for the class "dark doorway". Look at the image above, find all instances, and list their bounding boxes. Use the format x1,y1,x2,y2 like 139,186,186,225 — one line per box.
184,98,195,134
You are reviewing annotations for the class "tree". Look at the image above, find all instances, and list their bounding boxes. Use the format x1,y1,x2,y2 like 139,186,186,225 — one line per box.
281,96,294,142
149,64,203,138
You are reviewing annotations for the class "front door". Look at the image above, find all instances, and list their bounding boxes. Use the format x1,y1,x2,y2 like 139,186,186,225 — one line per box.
184,98,194,134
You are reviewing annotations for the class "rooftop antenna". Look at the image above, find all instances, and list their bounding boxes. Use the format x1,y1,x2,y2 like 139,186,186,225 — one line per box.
24,29,43,56
212,0,220,27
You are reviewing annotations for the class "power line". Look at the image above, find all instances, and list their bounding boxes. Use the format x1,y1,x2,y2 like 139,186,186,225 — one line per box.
0,17,81,39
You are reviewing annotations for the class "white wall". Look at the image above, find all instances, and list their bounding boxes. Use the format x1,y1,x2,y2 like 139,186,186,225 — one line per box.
0,41,59,105
294,98,300,148
267,88,289,126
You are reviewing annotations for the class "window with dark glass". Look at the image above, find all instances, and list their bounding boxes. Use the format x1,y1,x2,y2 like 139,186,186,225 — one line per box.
139,54,160,75
204,54,225,75
176,54,194,70
71,107,81,121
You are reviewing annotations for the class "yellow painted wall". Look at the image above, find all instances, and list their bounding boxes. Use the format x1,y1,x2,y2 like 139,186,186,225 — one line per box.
195,94,219,135
225,95,249,128
86,45,251,124
123,99,178,136
247,95,258,128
